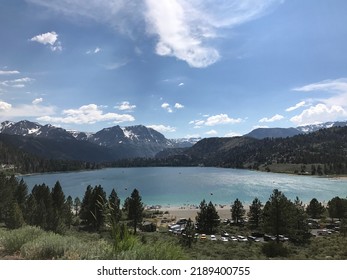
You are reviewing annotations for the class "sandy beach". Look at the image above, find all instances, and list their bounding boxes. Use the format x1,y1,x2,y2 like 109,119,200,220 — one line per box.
151,205,235,223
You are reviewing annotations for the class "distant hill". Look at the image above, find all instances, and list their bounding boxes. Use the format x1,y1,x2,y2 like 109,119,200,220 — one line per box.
159,126,347,175
245,121,347,139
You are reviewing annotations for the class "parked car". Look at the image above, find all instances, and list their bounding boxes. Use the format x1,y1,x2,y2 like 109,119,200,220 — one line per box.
221,236,229,242
210,235,217,241
264,234,276,241
237,235,248,242
247,236,260,242
278,235,289,242
200,233,207,240
221,231,230,238
229,235,238,241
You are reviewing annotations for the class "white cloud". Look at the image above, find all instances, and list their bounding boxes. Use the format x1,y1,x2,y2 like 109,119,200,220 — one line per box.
293,78,347,93
291,78,347,125
0,70,20,75
285,101,306,112
0,77,34,88
189,114,242,127
37,104,135,124
290,104,347,126
161,102,173,113
147,124,176,133
30,31,62,51
0,101,55,118
86,47,101,54
115,101,136,111
27,0,282,67
178,82,184,86
174,103,184,109
32,98,43,105
0,101,12,111
205,114,242,126
205,129,218,135
259,114,284,123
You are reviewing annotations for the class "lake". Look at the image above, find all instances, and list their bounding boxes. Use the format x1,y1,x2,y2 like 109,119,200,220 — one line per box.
20,167,347,207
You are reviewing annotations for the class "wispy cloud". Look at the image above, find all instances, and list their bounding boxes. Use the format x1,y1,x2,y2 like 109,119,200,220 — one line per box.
259,114,284,123
0,77,34,88
37,103,135,124
86,47,101,54
0,70,20,75
32,98,43,105
285,101,306,112
30,31,62,52
27,0,282,67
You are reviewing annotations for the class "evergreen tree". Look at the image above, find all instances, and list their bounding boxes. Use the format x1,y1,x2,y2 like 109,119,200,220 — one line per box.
181,218,195,248
306,198,325,219
262,189,295,243
5,201,24,229
51,181,66,232
195,199,220,234
30,184,53,230
14,178,28,214
327,197,347,221
248,197,263,229
108,189,121,224
231,198,245,225
90,185,107,231
79,185,94,227
127,188,144,234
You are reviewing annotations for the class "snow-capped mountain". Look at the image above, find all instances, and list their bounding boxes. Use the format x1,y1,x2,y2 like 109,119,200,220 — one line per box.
245,121,347,139
0,120,74,140
0,120,178,159
169,137,202,148
297,121,347,133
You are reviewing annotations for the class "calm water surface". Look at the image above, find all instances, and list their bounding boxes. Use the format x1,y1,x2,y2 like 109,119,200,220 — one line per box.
20,167,347,206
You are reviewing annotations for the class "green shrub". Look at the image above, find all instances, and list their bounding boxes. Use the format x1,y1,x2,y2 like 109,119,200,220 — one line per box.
262,242,289,258
116,241,187,260
0,226,44,254
21,232,72,259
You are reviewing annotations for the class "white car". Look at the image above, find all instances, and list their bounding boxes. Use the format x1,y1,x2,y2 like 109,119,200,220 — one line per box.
237,235,248,242
210,235,217,241
221,236,229,242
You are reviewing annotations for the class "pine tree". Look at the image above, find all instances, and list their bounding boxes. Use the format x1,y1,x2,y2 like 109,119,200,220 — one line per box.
248,197,263,229
231,198,245,225
108,189,121,224
51,181,66,232
195,199,220,234
127,189,144,234
5,201,24,229
306,198,325,219
262,189,295,243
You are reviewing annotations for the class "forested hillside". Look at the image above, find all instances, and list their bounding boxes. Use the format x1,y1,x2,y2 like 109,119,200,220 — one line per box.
159,126,347,175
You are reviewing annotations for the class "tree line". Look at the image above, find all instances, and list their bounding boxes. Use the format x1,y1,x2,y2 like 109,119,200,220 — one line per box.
0,173,144,234
193,189,347,244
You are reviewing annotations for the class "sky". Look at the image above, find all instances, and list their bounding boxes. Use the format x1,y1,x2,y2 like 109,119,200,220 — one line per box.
1,0,347,138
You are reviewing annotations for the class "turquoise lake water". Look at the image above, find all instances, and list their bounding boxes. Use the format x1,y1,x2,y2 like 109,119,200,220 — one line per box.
20,167,347,207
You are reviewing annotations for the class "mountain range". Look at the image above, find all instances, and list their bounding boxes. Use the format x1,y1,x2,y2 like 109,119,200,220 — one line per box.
1,119,347,166
0,120,200,162
245,121,347,139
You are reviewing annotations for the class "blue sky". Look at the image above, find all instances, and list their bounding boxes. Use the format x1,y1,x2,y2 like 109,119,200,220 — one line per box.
1,0,347,138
